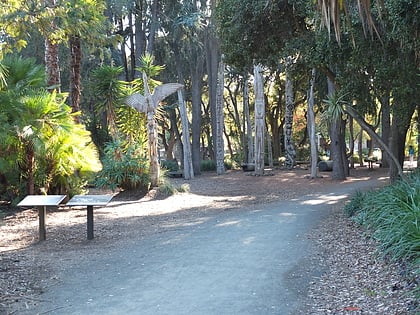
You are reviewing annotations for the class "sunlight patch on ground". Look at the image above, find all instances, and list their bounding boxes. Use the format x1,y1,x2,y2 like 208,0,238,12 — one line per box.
216,219,241,227
301,194,349,205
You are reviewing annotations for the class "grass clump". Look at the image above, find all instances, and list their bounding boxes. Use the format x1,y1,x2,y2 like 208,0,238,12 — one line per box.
346,170,420,298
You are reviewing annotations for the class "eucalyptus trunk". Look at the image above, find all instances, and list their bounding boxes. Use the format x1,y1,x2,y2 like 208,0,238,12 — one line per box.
284,64,296,169
215,57,225,175
191,56,205,175
307,69,318,178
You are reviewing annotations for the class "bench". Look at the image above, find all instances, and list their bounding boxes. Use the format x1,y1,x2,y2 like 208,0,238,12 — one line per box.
364,157,378,169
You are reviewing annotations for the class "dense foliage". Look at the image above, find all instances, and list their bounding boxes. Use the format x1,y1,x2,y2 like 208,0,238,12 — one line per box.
0,56,101,202
345,171,420,298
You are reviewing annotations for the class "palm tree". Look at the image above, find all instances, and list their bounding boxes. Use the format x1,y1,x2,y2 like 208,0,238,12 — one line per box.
0,56,100,199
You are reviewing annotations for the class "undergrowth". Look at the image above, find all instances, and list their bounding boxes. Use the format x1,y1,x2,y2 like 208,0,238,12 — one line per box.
345,170,420,299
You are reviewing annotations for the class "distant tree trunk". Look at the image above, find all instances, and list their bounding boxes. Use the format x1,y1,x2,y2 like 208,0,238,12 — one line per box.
191,56,205,175
254,64,265,175
44,0,60,92
381,93,391,168
134,3,146,77
358,131,364,167
266,125,273,167
118,17,130,81
348,116,355,169
146,0,158,54
178,90,194,179
69,35,82,113
128,12,136,80
308,69,318,178
389,102,416,180
243,77,253,164
284,61,296,169
215,57,225,175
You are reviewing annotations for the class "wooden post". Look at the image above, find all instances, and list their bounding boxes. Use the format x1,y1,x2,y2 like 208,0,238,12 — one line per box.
177,90,194,179
253,64,265,175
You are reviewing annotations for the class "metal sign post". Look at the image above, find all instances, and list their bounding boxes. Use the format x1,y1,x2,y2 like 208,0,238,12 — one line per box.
17,195,67,241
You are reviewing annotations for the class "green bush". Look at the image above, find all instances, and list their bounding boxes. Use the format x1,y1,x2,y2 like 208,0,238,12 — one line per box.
201,160,216,171
347,171,420,298
160,159,179,172
344,190,366,217
95,140,150,191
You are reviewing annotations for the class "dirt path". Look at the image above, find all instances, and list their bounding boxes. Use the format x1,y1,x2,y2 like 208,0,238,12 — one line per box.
0,167,416,314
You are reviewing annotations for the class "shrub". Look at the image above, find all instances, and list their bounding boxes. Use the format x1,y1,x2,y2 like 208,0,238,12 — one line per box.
95,140,150,191
344,190,366,217
201,160,216,171
160,159,179,172
348,171,420,298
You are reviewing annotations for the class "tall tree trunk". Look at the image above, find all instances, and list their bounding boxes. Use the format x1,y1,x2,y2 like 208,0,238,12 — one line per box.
128,12,136,80
328,79,348,180
118,17,130,81
191,57,205,175
243,76,253,164
215,56,225,175
388,102,416,180
254,64,265,175
146,0,158,54
284,62,296,169
134,1,146,76
307,69,318,178
44,0,60,92
69,35,82,113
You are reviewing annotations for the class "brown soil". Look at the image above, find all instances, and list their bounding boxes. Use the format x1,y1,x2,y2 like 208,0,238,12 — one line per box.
0,166,418,314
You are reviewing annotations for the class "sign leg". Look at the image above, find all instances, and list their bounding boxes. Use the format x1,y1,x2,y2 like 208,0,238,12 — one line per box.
87,205,94,240
38,206,46,241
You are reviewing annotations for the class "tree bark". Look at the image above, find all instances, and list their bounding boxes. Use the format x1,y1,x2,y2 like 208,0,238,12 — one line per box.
284,62,296,169
308,69,318,178
45,38,61,91
215,57,225,175
328,79,348,180
146,0,158,54
191,56,205,175
69,35,82,113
